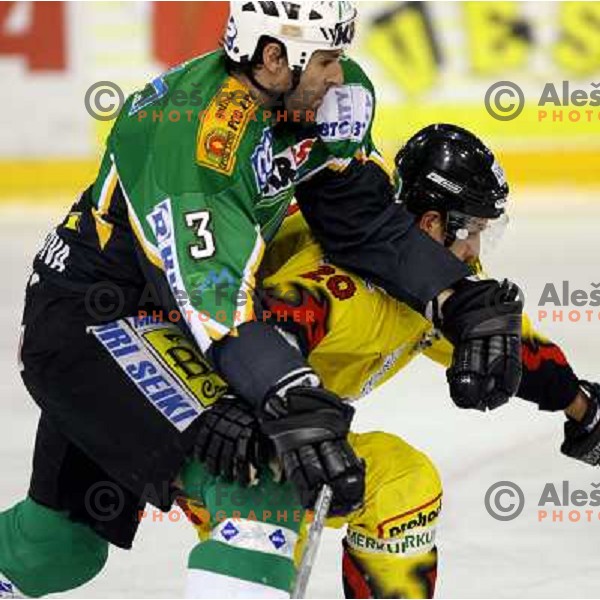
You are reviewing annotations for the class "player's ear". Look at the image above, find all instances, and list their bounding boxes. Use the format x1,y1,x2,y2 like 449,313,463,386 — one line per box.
419,211,445,242
261,41,288,75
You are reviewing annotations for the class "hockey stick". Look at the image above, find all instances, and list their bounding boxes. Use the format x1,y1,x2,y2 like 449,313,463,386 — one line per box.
291,484,333,599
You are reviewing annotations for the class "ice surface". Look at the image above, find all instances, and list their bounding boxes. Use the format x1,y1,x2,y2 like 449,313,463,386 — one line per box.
1,189,599,598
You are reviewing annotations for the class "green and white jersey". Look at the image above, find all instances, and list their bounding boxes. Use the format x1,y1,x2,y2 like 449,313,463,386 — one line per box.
34,50,382,352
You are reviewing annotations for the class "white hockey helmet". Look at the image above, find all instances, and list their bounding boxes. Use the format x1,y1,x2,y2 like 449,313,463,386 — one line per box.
223,1,357,73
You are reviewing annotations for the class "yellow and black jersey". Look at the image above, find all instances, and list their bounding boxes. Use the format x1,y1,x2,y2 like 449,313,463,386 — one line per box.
261,209,580,410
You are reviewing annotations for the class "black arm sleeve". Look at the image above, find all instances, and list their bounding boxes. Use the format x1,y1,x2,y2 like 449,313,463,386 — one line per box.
296,160,470,315
206,320,313,408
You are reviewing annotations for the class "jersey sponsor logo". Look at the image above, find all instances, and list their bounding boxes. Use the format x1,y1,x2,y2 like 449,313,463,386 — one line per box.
204,128,233,167
132,316,227,405
261,154,294,197
37,229,70,273
346,527,436,557
0,580,14,594
128,63,187,117
263,139,316,197
139,325,227,406
253,135,316,197
196,77,256,175
357,343,407,399
146,198,214,351
291,138,315,168
90,319,203,431
379,495,442,539
317,84,373,143
220,521,240,541
147,198,187,301
211,519,298,559
268,528,287,550
252,127,274,193
129,75,169,116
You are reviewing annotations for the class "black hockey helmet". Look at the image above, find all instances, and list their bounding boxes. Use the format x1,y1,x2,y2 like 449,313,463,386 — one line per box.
394,123,508,219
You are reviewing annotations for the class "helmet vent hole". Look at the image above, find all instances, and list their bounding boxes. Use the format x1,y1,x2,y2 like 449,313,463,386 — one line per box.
241,2,256,12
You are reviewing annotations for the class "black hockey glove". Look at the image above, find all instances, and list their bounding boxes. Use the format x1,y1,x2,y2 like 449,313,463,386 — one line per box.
440,278,523,411
561,381,600,466
194,394,267,486
259,386,365,516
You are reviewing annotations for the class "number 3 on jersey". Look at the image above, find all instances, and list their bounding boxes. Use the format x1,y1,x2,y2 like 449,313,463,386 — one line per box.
185,211,215,260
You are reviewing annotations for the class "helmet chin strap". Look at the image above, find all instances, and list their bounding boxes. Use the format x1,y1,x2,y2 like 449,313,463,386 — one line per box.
443,232,457,248
443,212,457,247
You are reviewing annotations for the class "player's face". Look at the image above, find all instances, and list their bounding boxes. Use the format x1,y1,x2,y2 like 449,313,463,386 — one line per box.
449,231,482,263
284,50,344,118
418,211,485,262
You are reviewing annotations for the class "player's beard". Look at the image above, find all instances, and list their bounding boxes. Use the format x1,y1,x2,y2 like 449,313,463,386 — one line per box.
283,92,322,127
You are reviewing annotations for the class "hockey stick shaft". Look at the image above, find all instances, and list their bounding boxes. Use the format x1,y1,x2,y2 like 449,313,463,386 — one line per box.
291,484,333,599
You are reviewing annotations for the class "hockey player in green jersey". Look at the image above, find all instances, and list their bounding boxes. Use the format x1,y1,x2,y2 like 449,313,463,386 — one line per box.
0,2,523,597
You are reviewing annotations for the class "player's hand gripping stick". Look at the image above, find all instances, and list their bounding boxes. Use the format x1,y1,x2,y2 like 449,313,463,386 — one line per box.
260,386,365,516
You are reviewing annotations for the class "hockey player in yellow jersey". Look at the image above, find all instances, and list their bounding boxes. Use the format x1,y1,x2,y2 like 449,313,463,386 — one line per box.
176,124,597,598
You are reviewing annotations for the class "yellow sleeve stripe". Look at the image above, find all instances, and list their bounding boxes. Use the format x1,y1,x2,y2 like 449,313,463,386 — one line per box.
92,162,119,250
97,163,118,214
